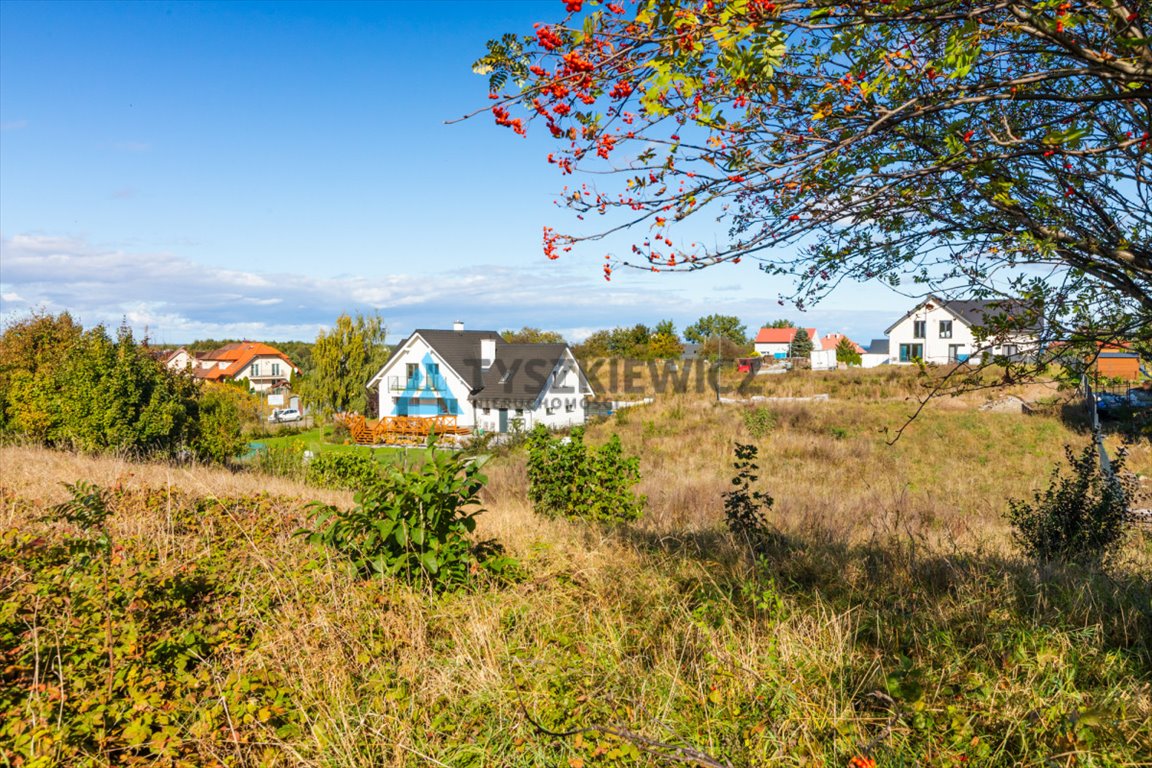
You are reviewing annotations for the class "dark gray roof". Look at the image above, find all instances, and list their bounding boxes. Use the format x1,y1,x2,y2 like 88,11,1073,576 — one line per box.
412,329,503,390
866,339,889,355
884,296,1040,334
474,343,569,405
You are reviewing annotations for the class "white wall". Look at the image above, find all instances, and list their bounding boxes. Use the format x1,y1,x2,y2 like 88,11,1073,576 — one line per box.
234,355,294,391
887,303,1035,364
754,341,792,358
472,351,591,434
860,353,889,368
165,349,193,371
372,336,478,427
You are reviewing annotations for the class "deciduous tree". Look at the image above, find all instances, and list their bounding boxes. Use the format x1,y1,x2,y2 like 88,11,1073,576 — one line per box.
302,313,389,417
474,0,1150,363
501,326,567,344
684,314,748,346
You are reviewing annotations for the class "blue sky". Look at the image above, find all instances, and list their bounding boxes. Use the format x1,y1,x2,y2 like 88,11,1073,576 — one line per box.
1,0,902,345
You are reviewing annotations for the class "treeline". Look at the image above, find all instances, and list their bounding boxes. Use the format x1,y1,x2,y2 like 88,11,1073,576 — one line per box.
0,312,249,463
570,315,752,360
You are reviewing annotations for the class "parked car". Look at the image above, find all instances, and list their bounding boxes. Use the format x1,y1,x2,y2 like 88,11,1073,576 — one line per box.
269,408,302,423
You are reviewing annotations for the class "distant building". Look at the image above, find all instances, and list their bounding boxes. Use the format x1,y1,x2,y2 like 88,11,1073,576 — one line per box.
149,347,194,372
861,339,890,368
194,342,299,392
1092,344,1143,381
753,326,820,359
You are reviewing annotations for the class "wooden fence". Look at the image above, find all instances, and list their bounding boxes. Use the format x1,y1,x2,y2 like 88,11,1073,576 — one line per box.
336,413,471,446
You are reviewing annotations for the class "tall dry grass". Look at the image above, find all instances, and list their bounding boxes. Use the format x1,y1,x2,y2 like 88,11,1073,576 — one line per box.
3,388,1150,767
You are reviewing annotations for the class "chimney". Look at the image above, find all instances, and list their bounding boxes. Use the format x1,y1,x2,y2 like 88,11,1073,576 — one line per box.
453,320,464,332
480,337,496,370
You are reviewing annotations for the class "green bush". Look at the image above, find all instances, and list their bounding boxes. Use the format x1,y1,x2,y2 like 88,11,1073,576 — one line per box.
742,407,776,438
723,443,775,549
2,485,300,764
1007,443,1136,568
305,451,381,490
252,441,307,481
525,425,645,523
189,385,248,464
300,444,514,590
0,312,256,465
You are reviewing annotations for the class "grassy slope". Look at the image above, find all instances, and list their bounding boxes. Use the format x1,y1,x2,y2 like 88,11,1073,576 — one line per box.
2,375,1150,767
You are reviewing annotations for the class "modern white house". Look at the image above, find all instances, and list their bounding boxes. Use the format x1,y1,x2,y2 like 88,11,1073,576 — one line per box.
367,323,594,433
753,326,821,359
885,296,1040,364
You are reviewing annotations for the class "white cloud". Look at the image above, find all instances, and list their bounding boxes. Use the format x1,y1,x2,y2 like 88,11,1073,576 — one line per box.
0,233,900,344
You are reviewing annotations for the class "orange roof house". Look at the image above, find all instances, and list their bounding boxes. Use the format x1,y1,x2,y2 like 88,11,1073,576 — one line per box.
820,333,866,354
195,342,299,392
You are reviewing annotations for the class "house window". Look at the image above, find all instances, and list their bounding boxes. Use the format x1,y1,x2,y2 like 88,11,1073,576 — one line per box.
271,362,281,377
948,344,965,362
913,320,926,339
515,408,524,416
565,400,576,413
899,343,924,362
482,407,491,415
939,320,952,339
1002,344,1019,358
250,363,260,376
406,363,419,382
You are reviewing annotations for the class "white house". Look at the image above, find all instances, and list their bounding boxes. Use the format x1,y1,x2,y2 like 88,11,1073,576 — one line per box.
151,347,194,372
885,296,1040,364
367,323,594,433
753,326,821,359
194,342,299,392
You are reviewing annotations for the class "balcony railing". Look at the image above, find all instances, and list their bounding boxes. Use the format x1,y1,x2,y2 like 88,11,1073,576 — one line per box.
388,374,449,393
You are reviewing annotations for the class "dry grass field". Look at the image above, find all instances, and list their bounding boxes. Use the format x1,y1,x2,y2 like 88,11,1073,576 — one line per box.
3,369,1150,767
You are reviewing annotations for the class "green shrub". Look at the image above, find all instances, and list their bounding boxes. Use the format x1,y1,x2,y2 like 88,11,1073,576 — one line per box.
525,425,645,523
1007,443,1136,568
300,444,514,590
3,485,300,764
305,451,381,490
723,443,774,548
189,385,248,464
252,441,307,481
742,407,776,438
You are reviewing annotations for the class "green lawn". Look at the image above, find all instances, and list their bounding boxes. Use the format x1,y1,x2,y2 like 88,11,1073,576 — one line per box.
249,427,419,466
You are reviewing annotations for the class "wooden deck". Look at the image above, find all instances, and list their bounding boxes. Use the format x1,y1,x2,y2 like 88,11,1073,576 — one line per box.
336,413,471,446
